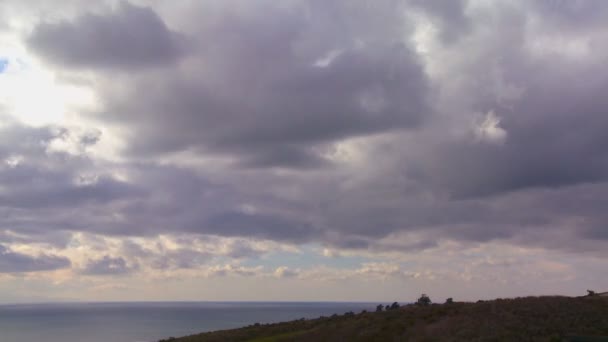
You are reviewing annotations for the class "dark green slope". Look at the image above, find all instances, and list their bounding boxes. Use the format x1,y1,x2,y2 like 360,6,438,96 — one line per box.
161,296,608,342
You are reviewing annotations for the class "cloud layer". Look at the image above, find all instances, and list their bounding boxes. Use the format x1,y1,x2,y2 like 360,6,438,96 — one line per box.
27,2,185,70
0,0,606,300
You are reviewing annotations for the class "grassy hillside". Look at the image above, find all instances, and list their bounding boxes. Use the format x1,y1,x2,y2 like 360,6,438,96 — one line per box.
160,295,608,342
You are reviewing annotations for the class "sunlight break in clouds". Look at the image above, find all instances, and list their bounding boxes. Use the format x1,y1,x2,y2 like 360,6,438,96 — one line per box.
474,110,507,145
0,52,95,126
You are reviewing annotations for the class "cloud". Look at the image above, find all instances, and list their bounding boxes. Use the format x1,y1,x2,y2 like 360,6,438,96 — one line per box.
297,262,418,283
206,264,262,278
413,68,608,198
274,266,298,278
81,255,137,275
0,120,145,241
82,1,429,169
355,262,403,278
27,2,185,70
0,0,606,301
149,249,211,270
203,212,318,243
223,240,265,259
473,111,507,145
0,244,70,273
409,0,471,43
7,0,608,253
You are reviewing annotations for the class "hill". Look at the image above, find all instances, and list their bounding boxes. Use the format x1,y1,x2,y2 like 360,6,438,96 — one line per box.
160,295,608,341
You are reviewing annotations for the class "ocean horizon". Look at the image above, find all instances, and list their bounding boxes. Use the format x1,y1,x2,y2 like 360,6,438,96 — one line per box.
0,301,376,342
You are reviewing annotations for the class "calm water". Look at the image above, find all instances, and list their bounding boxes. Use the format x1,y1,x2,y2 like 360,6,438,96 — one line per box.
0,302,374,342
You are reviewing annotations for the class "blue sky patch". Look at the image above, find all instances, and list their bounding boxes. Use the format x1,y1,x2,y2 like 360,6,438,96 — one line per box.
0,58,8,73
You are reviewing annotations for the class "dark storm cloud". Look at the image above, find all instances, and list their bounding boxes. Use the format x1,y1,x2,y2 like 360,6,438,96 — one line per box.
90,1,429,168
0,244,70,273
104,41,428,167
0,171,140,209
328,236,370,250
411,36,608,199
0,120,147,242
275,0,608,249
0,122,143,210
531,0,608,31
409,0,471,43
0,120,317,243
27,2,184,69
237,145,330,169
203,212,318,243
5,0,608,257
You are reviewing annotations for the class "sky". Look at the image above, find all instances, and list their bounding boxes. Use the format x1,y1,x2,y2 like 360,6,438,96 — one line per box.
0,0,607,303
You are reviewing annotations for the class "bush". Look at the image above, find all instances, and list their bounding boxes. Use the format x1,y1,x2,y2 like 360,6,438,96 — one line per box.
416,294,432,306
376,304,384,312
445,298,454,304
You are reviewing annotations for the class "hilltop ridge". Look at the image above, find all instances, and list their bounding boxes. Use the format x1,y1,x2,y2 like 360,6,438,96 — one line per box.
160,294,608,341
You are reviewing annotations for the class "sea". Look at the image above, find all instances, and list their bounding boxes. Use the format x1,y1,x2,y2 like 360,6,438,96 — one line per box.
0,302,375,342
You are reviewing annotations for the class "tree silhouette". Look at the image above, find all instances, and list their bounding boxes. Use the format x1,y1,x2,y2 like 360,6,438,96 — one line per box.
416,294,432,306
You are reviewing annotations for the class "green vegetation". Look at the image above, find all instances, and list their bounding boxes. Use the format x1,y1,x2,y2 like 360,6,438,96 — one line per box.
416,294,432,306
160,295,608,342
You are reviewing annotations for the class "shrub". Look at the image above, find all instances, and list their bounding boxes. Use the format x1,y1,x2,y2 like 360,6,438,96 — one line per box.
416,294,432,306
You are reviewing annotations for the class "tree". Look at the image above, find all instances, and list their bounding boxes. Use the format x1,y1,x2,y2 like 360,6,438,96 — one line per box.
587,290,596,296
376,304,384,312
445,297,453,304
389,302,400,310
416,294,432,306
